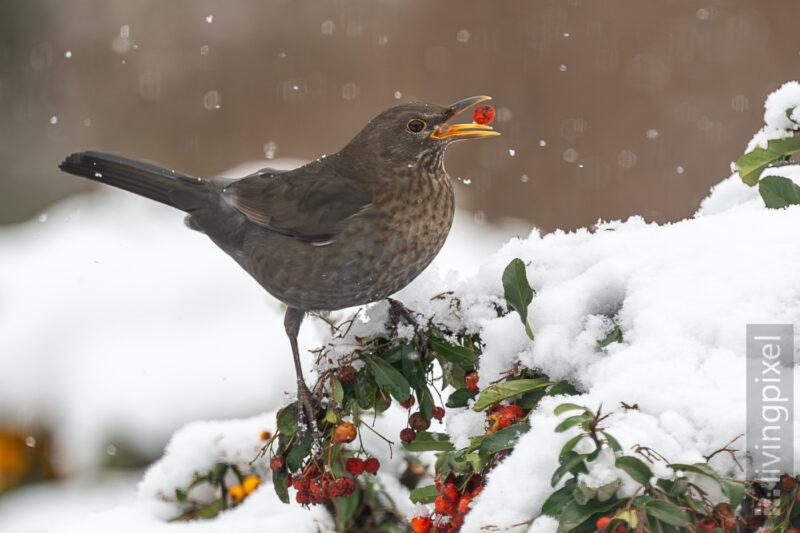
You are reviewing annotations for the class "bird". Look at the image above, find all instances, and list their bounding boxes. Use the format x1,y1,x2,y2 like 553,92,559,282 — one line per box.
58,96,500,432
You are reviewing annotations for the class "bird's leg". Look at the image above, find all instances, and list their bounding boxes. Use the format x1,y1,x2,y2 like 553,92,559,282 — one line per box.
284,307,321,444
387,298,430,358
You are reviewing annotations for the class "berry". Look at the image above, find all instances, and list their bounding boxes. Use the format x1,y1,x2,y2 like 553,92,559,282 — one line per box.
411,516,433,533
336,477,355,497
333,422,357,443
434,494,458,516
269,455,285,471
337,365,357,386
504,405,525,418
441,482,458,502
450,514,464,529
345,457,365,475
472,105,495,125
432,406,445,420
228,485,245,503
400,428,417,442
498,412,517,429
409,411,431,431
364,457,380,474
464,371,479,391
399,396,416,409
596,517,611,529
697,518,717,533
296,490,311,505
613,525,627,533
457,495,472,514
242,475,261,494
260,430,271,441
435,471,456,489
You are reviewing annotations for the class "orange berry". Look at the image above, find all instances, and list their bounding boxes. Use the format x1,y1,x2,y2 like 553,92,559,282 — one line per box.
242,475,261,494
333,422,357,443
411,516,433,533
228,485,245,503
464,371,479,391
596,517,611,529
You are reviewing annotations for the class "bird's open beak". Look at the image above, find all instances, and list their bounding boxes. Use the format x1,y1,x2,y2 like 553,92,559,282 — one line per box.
430,95,501,140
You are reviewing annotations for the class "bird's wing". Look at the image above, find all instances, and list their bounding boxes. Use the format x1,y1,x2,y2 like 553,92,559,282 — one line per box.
220,164,372,244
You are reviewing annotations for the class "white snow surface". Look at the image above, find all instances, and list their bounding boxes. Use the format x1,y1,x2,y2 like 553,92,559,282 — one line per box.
3,81,800,532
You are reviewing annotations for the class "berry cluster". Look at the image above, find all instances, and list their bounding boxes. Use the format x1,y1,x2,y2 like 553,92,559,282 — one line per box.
227,475,262,504
291,470,355,504
486,404,525,435
412,473,483,532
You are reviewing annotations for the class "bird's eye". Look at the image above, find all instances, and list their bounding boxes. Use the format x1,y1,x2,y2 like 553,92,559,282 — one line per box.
406,119,426,133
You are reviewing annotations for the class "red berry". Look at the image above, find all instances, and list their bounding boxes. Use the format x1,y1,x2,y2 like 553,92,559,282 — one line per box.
472,105,495,125
434,494,458,516
457,495,472,514
345,457,365,475
697,518,717,533
450,514,464,529
432,406,445,420
411,516,433,533
269,455,285,471
464,371,479,391
399,396,416,409
498,412,517,429
441,482,458,502
336,477,355,497
504,405,525,418
435,471,456,489
400,428,417,442
613,525,627,533
596,517,611,529
364,457,380,474
296,490,311,505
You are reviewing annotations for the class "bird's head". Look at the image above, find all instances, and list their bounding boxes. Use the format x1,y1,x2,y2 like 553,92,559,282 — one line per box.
337,96,500,178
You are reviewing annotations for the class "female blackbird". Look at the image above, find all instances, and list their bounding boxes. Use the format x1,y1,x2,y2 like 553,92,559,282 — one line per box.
59,96,499,432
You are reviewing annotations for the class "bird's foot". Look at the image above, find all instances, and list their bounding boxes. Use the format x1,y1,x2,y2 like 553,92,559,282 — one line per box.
387,298,431,358
296,379,322,447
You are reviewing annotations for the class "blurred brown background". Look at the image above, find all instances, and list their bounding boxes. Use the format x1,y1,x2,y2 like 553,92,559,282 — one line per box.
1,0,798,231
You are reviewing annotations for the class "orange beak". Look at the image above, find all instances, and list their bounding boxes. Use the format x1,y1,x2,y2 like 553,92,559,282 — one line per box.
430,96,501,140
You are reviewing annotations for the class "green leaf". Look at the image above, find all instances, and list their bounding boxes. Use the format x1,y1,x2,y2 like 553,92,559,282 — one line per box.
409,484,439,504
502,258,535,339
597,324,623,347
595,479,621,502
553,403,586,416
786,107,797,124
286,430,312,472
735,137,800,186
418,387,435,421
335,483,360,527
560,434,585,460
516,386,548,410
333,379,344,405
401,431,454,452
548,380,579,396
541,478,577,516
472,379,551,411
759,175,800,208
602,431,623,454
645,500,690,526
429,338,478,366
551,451,589,487
175,488,188,503
615,456,654,485
722,479,745,508
363,354,410,402
669,463,744,508
479,423,531,456
446,388,478,408
355,367,377,410
197,499,225,519
277,403,298,436
554,414,592,433
272,468,289,503
555,497,623,533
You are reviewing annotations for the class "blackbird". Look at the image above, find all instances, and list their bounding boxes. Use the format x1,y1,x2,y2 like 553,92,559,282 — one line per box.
59,96,499,431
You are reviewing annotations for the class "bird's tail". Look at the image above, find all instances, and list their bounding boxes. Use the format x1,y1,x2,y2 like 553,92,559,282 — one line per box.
59,151,213,212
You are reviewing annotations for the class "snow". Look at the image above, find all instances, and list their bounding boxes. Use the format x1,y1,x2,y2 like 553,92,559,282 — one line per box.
3,82,800,532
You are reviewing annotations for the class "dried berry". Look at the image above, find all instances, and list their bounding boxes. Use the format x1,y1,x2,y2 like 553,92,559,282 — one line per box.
400,428,417,442
409,411,431,431
780,473,796,492
269,455,285,472
228,485,245,503
337,365,357,386
411,516,433,533
399,395,416,409
345,457,365,475
431,406,445,420
697,518,717,533
596,517,611,529
464,371,479,391
472,105,495,125
333,422,357,443
242,475,261,494
364,457,380,474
